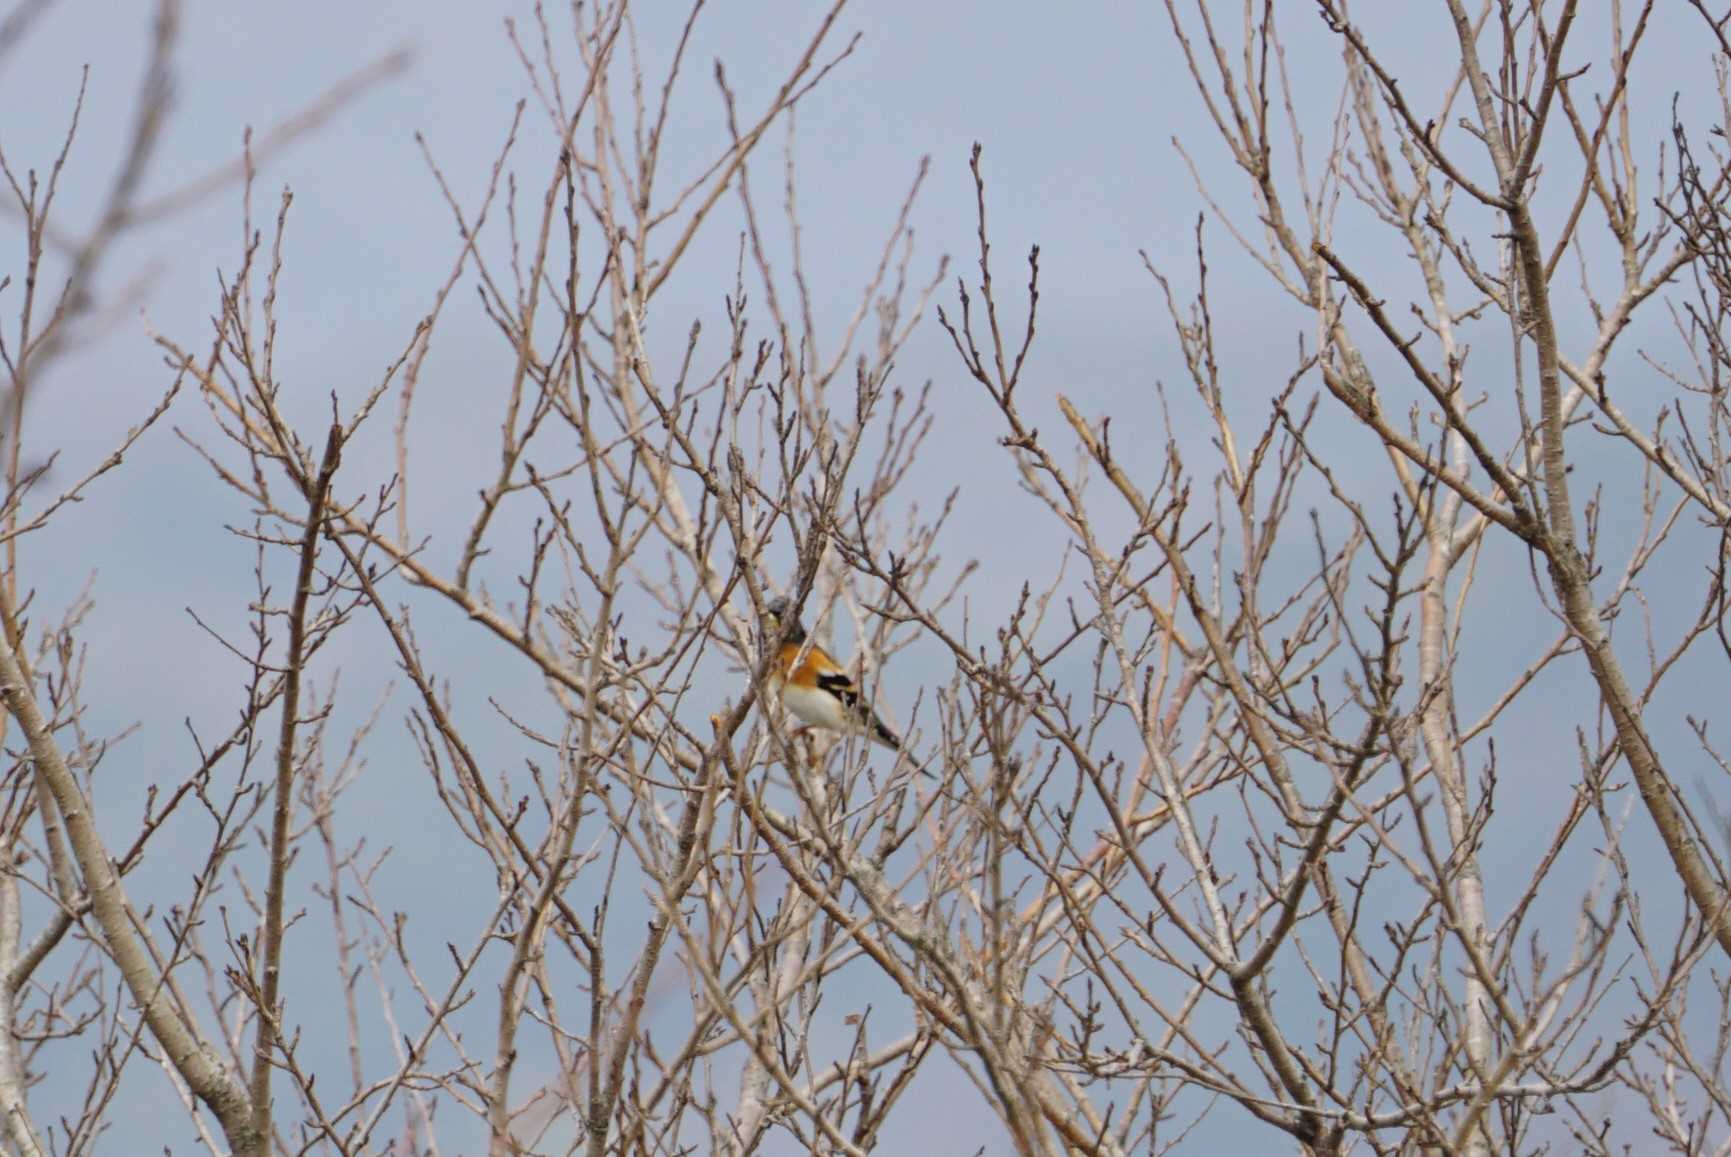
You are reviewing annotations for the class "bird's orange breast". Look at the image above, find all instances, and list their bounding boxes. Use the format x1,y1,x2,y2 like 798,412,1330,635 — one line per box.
779,640,843,689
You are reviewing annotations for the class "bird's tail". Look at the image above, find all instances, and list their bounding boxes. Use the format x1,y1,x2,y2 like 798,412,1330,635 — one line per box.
869,713,901,750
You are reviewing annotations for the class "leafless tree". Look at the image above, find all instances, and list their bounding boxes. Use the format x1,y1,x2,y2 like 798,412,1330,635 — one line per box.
4,0,1731,1154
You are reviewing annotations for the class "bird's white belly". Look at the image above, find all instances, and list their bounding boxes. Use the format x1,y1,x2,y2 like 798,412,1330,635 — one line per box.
778,682,855,733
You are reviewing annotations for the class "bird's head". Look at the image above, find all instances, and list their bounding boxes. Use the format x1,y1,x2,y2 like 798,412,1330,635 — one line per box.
762,596,806,644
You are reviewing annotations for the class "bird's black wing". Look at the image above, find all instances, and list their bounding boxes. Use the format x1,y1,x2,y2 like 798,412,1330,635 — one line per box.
815,670,863,711
818,671,900,749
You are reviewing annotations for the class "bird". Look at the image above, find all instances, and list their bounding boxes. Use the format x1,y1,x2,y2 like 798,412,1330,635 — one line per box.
760,596,901,750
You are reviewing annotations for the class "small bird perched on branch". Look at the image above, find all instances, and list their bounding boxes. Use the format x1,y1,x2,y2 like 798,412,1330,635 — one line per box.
761,596,901,750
